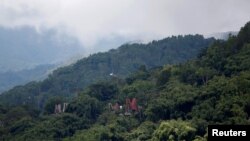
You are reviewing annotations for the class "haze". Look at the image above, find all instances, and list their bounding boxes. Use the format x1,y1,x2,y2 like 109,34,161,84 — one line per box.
0,0,249,49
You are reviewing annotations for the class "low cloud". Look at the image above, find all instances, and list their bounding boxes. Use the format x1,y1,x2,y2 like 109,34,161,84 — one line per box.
0,0,249,48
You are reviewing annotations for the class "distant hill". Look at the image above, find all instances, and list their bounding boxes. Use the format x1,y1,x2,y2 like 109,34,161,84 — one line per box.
0,26,84,72
0,64,55,93
0,35,215,108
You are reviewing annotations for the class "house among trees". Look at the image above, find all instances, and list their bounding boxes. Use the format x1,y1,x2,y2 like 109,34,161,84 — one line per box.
54,103,68,114
109,98,141,116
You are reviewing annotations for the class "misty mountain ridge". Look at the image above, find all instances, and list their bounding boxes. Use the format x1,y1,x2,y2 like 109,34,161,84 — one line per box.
0,26,86,93
0,25,238,73
0,34,215,108
0,64,56,93
0,25,237,94
205,31,238,40
0,26,85,72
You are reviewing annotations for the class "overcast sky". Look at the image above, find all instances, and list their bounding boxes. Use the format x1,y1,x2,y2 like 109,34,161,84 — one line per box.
0,0,250,48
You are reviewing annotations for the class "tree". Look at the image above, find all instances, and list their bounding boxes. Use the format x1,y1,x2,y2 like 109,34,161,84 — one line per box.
87,83,118,101
157,67,171,86
152,120,196,141
195,67,216,85
66,94,101,120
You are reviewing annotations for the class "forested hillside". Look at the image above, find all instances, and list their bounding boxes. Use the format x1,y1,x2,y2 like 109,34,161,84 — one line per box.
0,22,249,141
0,35,214,108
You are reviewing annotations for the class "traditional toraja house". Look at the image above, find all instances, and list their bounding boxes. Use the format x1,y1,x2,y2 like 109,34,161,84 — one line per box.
125,98,139,115
109,98,140,116
130,98,139,111
109,102,121,112
54,104,62,114
54,103,68,114
62,103,68,112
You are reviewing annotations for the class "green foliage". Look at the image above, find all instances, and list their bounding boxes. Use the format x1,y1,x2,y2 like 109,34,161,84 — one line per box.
63,125,110,141
64,116,141,141
156,66,172,86
236,21,250,48
3,106,33,127
126,65,150,84
146,80,198,121
224,44,250,75
191,74,250,124
125,121,157,141
18,114,87,140
193,136,207,141
87,83,118,101
178,62,198,84
121,80,154,104
151,120,196,141
97,112,118,126
9,117,35,135
66,94,102,120
0,82,41,108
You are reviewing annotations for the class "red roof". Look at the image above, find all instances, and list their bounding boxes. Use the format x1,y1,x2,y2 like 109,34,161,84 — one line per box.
130,98,138,111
